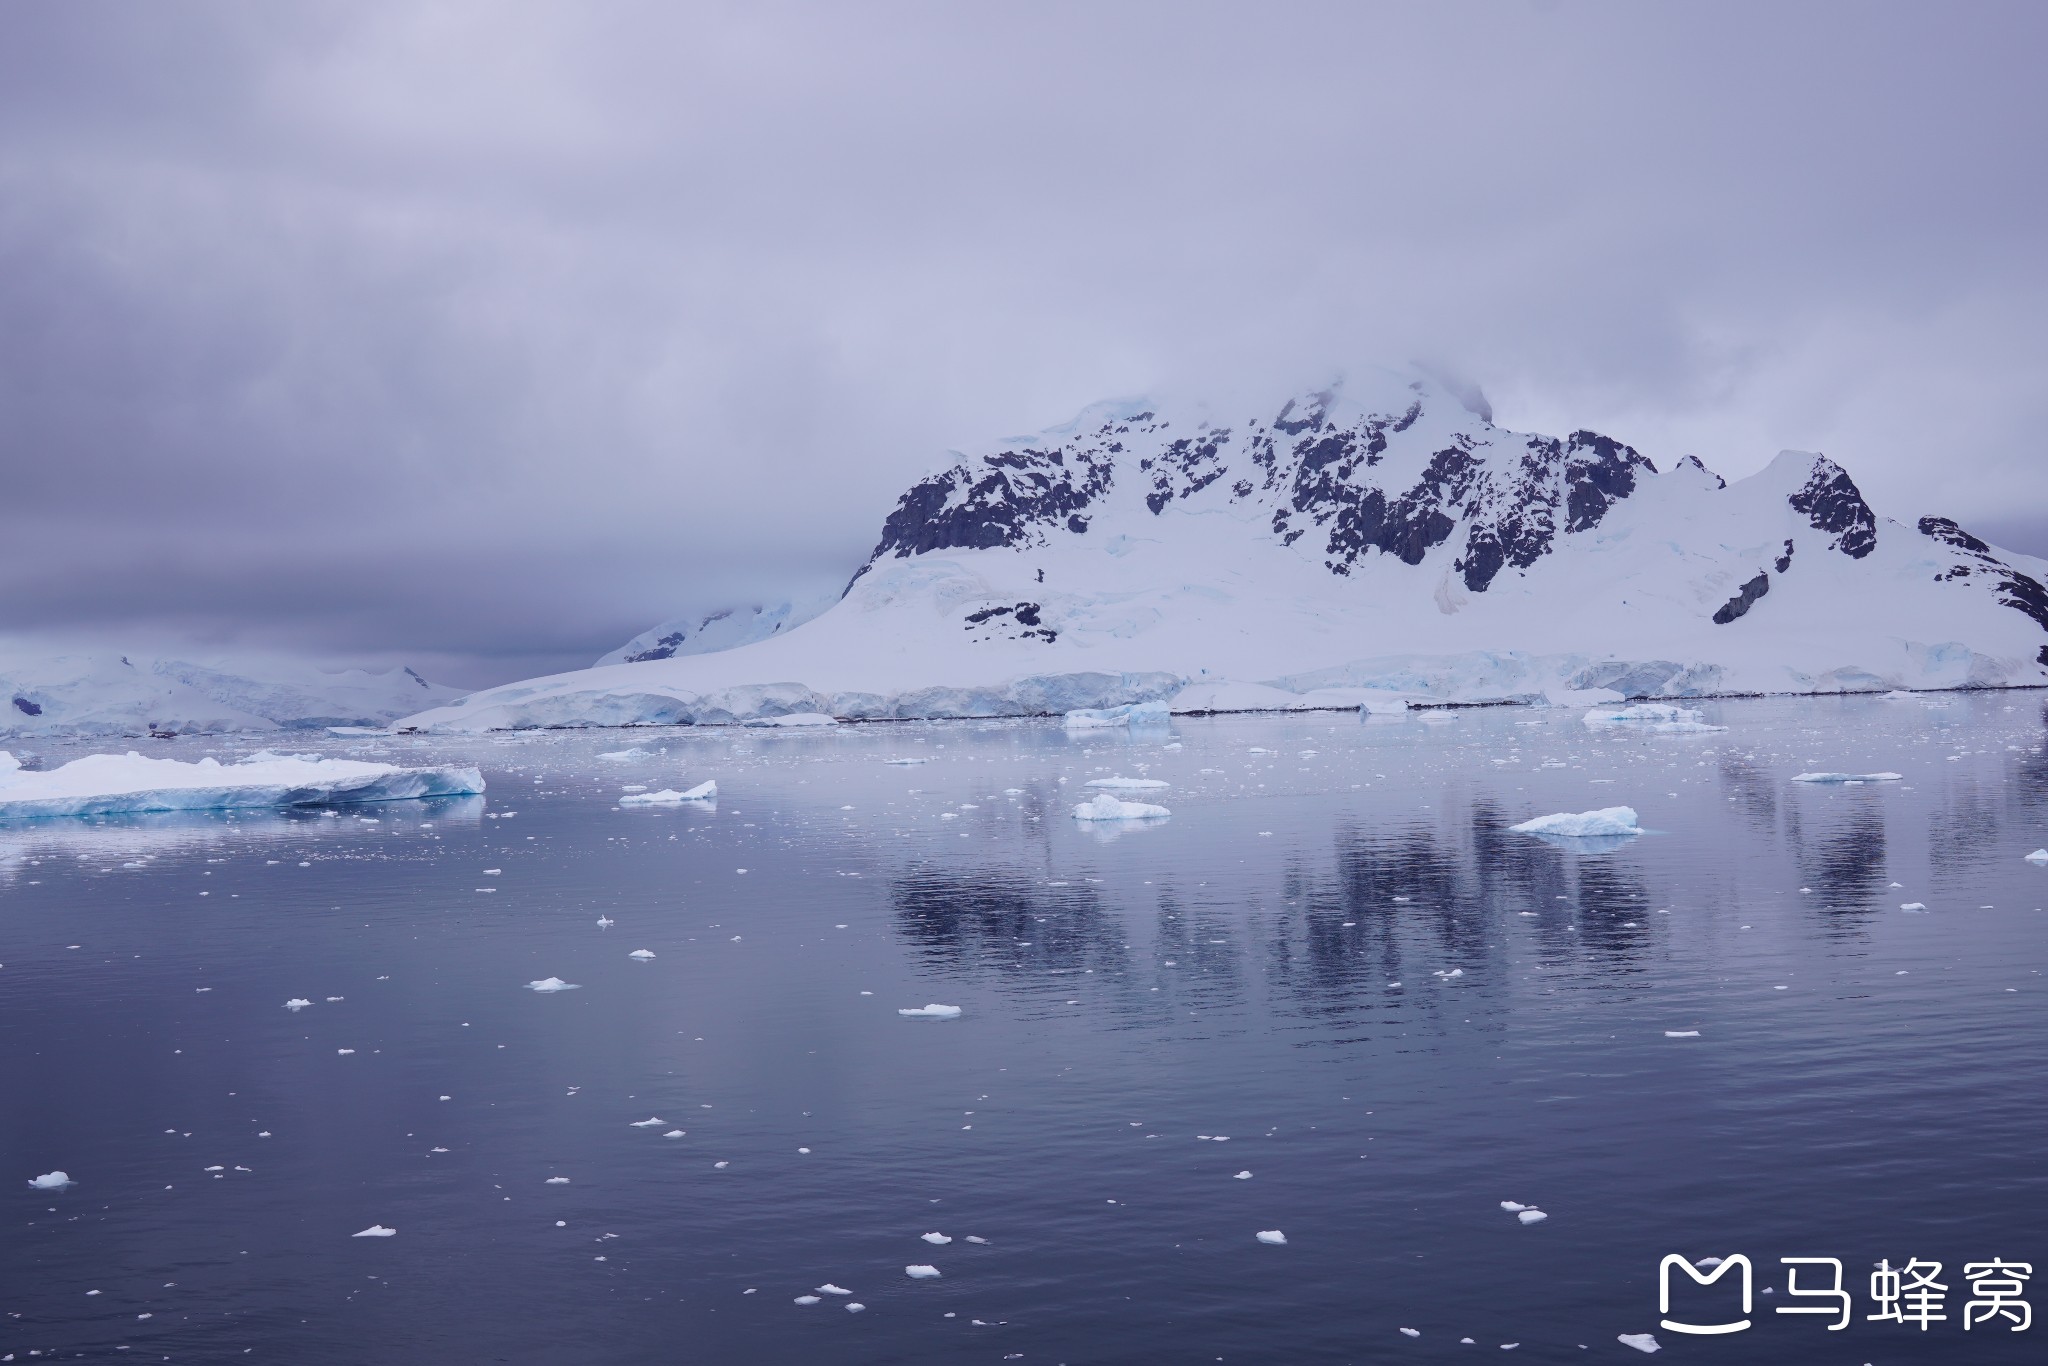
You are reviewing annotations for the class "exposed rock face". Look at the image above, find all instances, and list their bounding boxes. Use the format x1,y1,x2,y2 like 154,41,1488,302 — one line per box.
1789,457,1878,558
857,383,1658,596
1920,516,2048,635
1713,571,1772,624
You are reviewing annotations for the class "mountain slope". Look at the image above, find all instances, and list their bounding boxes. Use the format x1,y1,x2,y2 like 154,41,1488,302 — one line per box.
595,590,841,667
398,368,2048,731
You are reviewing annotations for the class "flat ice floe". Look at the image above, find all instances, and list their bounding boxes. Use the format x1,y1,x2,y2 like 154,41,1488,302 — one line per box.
1084,777,1170,790
352,1225,396,1237
1255,1229,1287,1245
618,780,717,805
1509,806,1642,837
1063,701,1171,729
526,977,580,993
898,1004,963,1019
1072,793,1172,821
1792,771,1903,783
2027,849,2048,863
0,751,483,820
1582,703,1725,734
1618,1332,1660,1353
905,1264,941,1278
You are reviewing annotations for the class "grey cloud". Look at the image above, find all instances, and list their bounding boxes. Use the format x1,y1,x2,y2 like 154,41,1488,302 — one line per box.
2,0,2044,686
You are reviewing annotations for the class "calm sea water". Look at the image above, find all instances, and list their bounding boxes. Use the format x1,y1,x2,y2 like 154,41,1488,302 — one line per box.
3,695,2045,1364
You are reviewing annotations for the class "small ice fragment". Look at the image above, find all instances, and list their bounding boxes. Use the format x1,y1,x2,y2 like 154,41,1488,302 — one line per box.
1792,771,1902,783
1664,1030,1701,1038
1500,1201,1529,1211
794,1295,820,1305
596,917,615,927
1071,793,1172,821
352,1225,396,1237
663,1129,685,1138
483,868,502,875
1255,1229,1287,1245
1899,902,1928,912
906,1264,941,1278
284,998,312,1011
1696,1256,1723,1267
527,977,580,992
336,1048,355,1055
1517,1209,1548,1224
28,1171,72,1190
1084,776,1170,790
545,1177,569,1184
2026,849,2048,863
816,1284,851,1295
1234,1170,1252,1179
965,1235,989,1244
845,1302,865,1313
629,1117,666,1127
1617,1332,1660,1353
921,1232,951,1244
898,1004,962,1018
628,949,656,960
1400,1327,1420,1337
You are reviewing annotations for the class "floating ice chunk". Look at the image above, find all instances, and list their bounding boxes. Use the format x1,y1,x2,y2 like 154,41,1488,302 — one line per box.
1664,1030,1701,1038
619,780,716,805
921,1232,952,1244
793,1295,821,1305
816,1283,851,1295
845,1303,865,1313
1899,902,1928,912
598,748,653,760
663,1130,685,1138
1234,1170,1252,1179
898,1004,962,1019
1063,701,1171,729
545,1177,570,1184
352,1225,396,1237
0,752,483,820
28,1171,72,1190
1517,1209,1548,1224
1793,771,1903,783
1582,704,1724,734
905,1264,941,1278
1255,1229,1287,1245
1500,1201,1529,1211
596,916,615,927
884,757,928,766
2026,849,2048,863
284,998,312,1011
1695,1256,1723,1267
1085,777,1170,790
629,1117,666,1127
1400,1327,1420,1337
1617,1332,1660,1353
1072,793,1172,821
628,949,657,960
965,1235,989,1244
1510,807,1641,837
527,977,580,993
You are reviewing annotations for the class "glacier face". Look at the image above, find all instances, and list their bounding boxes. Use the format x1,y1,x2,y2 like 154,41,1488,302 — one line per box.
397,367,2048,732
0,647,462,739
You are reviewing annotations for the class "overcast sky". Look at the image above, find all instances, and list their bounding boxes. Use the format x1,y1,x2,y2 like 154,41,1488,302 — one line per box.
3,1,2044,687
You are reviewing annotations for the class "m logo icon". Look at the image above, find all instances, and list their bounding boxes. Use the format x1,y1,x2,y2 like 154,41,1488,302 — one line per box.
1660,1254,1754,1335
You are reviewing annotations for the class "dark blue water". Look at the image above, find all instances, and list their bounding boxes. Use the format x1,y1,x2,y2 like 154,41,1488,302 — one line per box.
3,694,2045,1363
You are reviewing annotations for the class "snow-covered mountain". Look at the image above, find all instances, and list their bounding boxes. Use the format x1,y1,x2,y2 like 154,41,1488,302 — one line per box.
397,367,2048,731
595,591,841,667
0,646,462,738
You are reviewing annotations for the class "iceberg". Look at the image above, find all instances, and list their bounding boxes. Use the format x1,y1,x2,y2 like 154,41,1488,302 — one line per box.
28,1171,73,1190
1084,777,1170,790
1792,771,1903,783
1063,700,1173,729
618,780,716,805
1582,703,1724,734
1509,807,1642,837
0,751,483,821
1072,793,1172,821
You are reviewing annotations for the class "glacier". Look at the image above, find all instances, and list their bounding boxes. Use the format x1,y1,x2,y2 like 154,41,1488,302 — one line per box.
1,644,460,739
394,367,2048,734
0,751,484,821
